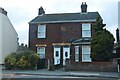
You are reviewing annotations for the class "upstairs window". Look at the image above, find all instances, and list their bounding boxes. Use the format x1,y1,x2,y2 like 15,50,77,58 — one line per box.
38,25,46,38
82,23,91,37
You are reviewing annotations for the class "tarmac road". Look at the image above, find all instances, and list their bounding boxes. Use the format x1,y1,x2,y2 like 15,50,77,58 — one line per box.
1,74,118,80
2,69,119,80
1,77,118,80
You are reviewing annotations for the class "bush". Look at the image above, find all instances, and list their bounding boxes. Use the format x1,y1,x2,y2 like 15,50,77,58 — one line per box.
4,51,39,70
37,59,46,69
4,53,16,70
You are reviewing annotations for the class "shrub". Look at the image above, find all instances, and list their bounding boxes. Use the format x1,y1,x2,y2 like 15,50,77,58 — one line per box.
4,53,16,70
16,51,39,69
4,51,39,70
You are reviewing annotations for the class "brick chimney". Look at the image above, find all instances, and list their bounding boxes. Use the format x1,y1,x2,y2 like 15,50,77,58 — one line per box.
0,7,7,16
81,2,87,13
38,7,45,15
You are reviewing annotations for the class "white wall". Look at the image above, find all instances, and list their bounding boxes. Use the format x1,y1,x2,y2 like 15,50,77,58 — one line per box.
0,12,2,64
118,1,120,39
0,12,18,64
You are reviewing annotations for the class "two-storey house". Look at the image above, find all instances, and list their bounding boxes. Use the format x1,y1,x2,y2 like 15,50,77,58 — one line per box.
29,2,102,68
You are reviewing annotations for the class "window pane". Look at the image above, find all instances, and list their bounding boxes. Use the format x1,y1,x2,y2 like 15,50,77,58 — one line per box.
82,54,91,61
82,30,91,37
75,54,79,62
38,25,46,32
82,45,91,62
38,25,46,38
82,24,91,30
65,51,68,57
82,46,90,54
37,47,45,59
75,46,79,62
82,23,91,37
39,47,45,52
56,51,59,57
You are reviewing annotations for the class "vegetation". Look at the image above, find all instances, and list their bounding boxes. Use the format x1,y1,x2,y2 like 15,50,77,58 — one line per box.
4,51,39,70
4,53,16,69
91,17,115,62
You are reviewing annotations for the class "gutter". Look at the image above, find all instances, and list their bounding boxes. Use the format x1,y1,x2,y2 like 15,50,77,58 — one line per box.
29,19,96,24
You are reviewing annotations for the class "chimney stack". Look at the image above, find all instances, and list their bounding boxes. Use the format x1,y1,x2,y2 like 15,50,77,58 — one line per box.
38,7,45,15
0,7,7,16
81,2,87,13
116,28,119,42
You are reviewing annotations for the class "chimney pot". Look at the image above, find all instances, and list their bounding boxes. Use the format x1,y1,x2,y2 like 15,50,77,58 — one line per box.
38,6,45,15
81,2,87,13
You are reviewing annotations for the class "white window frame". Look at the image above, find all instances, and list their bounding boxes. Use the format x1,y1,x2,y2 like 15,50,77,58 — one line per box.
75,46,79,62
37,47,45,59
37,24,46,38
82,23,91,37
82,45,91,62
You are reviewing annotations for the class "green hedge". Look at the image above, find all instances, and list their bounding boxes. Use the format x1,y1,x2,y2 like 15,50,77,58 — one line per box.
4,51,39,70
4,53,16,70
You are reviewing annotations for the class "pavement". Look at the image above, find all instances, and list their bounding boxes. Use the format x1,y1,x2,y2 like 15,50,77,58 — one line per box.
2,68,120,79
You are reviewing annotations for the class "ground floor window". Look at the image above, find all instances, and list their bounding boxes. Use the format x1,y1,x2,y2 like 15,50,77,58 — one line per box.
37,47,45,59
75,46,79,62
82,45,91,62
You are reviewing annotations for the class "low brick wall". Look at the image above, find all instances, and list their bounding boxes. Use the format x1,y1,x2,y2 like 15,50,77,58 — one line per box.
65,59,118,72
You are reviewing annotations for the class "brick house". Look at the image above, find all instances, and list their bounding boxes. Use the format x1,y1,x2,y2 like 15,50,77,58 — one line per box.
29,2,102,68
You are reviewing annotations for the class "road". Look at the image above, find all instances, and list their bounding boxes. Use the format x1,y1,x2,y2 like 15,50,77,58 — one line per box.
2,73,118,80
2,77,118,80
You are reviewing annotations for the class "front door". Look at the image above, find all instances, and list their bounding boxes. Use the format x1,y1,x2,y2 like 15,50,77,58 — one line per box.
63,47,70,66
54,47,61,65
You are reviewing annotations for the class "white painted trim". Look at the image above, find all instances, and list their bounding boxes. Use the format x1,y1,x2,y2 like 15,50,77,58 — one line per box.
36,44,47,47
63,46,70,65
54,46,61,65
52,43,71,46
72,42,91,45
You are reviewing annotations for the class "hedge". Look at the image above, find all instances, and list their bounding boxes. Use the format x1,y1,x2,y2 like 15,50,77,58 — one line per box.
4,51,39,70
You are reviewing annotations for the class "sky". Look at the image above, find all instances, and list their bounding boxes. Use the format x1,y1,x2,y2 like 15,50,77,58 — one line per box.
0,0,119,45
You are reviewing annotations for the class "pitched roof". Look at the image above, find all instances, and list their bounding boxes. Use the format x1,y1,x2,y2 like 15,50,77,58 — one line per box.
29,12,101,24
71,37,92,45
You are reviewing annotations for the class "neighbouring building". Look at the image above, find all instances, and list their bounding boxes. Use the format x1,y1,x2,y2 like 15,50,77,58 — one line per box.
115,1,120,57
29,2,103,68
0,8,18,65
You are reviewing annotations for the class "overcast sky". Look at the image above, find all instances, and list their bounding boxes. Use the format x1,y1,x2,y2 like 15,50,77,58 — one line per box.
0,0,119,45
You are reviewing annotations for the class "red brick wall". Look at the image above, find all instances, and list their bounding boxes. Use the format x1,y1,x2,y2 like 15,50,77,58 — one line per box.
65,59,118,72
29,22,95,67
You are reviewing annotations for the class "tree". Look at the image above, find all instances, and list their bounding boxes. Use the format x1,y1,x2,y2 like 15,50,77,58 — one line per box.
91,17,115,62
